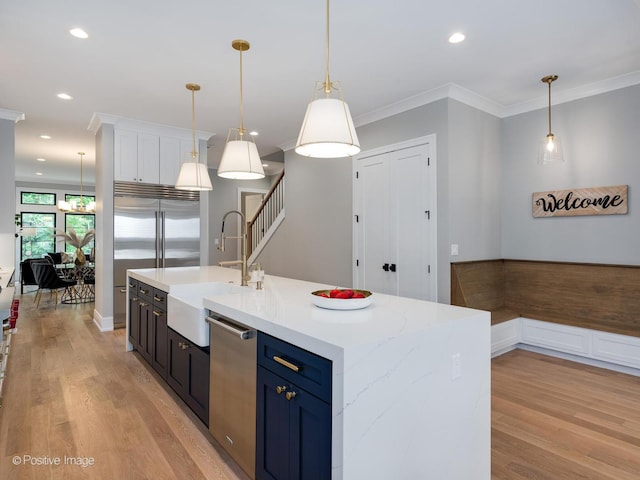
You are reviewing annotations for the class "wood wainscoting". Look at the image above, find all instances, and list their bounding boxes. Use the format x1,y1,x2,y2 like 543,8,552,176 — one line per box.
451,259,640,338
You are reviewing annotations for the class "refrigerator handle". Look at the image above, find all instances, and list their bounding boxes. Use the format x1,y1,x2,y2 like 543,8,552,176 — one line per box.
161,210,166,268
155,211,160,268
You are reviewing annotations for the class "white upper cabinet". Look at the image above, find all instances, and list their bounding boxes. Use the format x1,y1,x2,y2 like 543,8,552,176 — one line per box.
159,136,196,186
114,129,160,183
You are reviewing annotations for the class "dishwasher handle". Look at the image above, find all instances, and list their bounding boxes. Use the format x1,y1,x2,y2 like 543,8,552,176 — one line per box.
206,316,254,340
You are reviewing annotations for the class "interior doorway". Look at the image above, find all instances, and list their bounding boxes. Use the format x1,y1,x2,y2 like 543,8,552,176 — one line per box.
353,135,437,301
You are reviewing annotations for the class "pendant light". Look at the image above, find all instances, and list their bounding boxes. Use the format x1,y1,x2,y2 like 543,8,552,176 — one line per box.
175,83,213,190
218,39,265,180
538,74,564,165
57,152,96,213
295,0,360,159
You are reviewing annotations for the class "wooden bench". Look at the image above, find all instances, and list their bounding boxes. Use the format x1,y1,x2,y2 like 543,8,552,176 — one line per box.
451,259,640,338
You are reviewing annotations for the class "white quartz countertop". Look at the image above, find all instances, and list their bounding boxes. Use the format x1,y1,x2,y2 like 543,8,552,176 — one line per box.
128,266,487,360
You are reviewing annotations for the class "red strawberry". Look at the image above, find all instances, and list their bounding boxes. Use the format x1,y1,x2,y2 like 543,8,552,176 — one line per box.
329,289,341,298
352,292,365,298
316,292,330,298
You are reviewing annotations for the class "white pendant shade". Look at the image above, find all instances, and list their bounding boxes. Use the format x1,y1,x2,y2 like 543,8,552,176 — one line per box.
295,97,360,158
218,138,265,180
175,162,213,190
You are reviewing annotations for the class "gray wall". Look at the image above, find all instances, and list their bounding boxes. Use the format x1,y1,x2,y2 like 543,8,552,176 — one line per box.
0,119,16,267
259,98,503,303
501,84,640,264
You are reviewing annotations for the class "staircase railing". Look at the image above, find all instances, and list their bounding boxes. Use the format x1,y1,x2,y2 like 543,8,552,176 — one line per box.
247,170,285,260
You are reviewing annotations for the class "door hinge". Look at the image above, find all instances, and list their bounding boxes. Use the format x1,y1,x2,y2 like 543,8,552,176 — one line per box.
425,210,430,220
356,259,359,267
355,214,359,223
428,157,430,166
356,171,359,179
428,265,431,274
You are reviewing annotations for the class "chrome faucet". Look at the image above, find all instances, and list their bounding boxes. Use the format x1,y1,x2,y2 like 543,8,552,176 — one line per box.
218,210,249,286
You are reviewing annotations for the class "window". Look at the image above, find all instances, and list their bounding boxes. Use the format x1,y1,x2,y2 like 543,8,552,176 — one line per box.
64,213,96,256
65,194,95,208
21,191,56,205
20,212,56,261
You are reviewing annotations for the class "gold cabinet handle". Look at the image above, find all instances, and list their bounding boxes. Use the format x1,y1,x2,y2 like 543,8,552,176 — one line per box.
139,288,149,294
153,310,161,317
285,391,297,401
120,288,127,293
153,295,163,302
276,385,287,395
273,355,300,372
139,302,148,307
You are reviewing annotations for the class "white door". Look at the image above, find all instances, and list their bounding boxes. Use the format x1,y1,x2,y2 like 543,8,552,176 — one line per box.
354,138,436,301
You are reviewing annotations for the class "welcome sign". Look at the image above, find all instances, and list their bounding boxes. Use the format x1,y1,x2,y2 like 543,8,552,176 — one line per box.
532,185,628,218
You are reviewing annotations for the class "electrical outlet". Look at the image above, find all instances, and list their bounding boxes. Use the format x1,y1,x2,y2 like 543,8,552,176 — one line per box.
451,244,459,256
452,353,462,379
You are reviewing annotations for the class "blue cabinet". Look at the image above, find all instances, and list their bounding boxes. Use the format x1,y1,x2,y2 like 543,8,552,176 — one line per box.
256,333,331,480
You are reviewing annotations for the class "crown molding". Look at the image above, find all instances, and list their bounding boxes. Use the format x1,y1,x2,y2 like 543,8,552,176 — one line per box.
88,112,214,141
0,108,25,123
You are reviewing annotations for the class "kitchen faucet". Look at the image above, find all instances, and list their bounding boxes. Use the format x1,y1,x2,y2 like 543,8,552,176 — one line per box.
218,210,249,286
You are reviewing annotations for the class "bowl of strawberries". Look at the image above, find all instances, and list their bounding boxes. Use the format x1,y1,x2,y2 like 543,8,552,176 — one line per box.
311,288,373,310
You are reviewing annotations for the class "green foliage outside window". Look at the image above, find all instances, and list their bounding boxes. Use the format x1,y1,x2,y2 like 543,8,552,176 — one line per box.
65,214,95,255
20,213,55,261
65,194,95,207
21,192,56,205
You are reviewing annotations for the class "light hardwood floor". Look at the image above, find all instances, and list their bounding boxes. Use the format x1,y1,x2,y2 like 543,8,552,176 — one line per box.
2,292,640,479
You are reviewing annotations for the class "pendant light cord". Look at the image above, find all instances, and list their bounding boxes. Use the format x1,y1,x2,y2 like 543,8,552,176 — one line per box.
547,80,552,135
324,0,331,94
191,88,197,158
79,152,84,204
239,48,245,136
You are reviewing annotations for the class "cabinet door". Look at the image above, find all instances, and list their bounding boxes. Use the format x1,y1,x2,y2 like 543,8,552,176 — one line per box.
138,133,160,184
167,328,188,395
115,129,139,182
257,366,292,480
160,136,194,186
151,307,168,379
128,294,139,347
138,300,153,364
186,343,210,425
290,387,331,480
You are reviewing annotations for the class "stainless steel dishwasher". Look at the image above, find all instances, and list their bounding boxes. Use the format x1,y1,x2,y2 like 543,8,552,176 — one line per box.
206,313,257,479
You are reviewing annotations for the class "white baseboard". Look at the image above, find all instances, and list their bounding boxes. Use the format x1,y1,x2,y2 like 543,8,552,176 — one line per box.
491,317,640,375
93,309,114,332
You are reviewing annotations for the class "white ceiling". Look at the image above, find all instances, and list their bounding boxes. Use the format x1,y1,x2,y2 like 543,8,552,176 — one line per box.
3,0,640,185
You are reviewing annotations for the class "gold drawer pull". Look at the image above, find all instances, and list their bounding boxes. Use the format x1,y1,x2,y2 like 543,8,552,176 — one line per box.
273,355,300,372
276,385,287,395
153,295,164,302
139,302,148,307
152,310,162,317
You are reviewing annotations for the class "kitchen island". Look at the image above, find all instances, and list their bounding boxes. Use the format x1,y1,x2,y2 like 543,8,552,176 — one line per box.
127,266,490,480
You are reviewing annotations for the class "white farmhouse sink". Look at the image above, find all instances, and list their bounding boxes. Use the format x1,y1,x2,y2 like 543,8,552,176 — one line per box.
168,282,242,347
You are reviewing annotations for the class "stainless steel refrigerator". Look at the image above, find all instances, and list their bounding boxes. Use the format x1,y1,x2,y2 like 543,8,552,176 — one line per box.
113,183,201,328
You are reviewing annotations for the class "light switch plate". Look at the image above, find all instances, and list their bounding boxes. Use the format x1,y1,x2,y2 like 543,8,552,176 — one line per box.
451,244,459,256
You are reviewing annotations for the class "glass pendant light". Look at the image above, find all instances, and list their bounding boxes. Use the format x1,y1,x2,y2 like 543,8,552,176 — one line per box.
538,74,564,165
176,83,213,190
295,0,360,158
57,152,96,213
218,39,265,180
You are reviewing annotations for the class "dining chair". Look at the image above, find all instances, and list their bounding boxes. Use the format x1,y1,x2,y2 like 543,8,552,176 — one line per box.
31,262,77,308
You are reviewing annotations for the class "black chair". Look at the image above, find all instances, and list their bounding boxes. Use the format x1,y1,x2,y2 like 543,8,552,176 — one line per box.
46,252,63,264
19,258,48,295
31,262,77,308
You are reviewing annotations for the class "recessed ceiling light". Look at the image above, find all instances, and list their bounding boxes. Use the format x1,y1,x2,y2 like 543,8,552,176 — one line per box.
249,131,259,136
40,135,51,139
69,28,89,39
36,158,46,162
448,32,466,44
57,93,73,100
35,172,43,176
